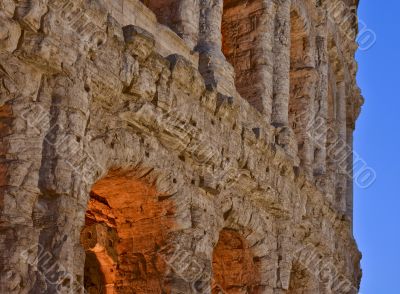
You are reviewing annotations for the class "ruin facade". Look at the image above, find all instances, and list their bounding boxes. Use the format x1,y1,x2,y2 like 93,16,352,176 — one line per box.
0,0,363,293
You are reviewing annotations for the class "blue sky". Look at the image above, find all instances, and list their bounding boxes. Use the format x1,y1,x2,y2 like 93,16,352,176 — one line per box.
354,1,400,293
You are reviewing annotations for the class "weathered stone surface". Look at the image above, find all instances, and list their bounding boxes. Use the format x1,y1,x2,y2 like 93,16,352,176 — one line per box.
0,0,363,293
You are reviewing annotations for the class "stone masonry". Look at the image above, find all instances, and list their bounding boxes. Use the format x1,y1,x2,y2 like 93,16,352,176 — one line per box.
0,0,363,293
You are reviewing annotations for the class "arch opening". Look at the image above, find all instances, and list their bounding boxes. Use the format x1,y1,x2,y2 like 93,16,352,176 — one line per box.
141,0,177,28
80,170,176,293
140,0,198,48
212,229,261,293
221,0,268,112
288,261,320,294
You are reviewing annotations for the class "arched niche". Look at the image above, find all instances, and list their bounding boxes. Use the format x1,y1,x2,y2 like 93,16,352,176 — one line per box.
80,169,177,293
287,261,320,294
141,0,199,48
212,228,262,293
208,189,278,293
221,0,271,113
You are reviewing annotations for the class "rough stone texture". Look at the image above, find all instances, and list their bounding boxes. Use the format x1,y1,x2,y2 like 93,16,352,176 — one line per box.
0,0,363,293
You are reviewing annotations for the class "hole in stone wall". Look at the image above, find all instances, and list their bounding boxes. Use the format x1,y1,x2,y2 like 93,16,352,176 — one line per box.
80,170,176,293
222,0,267,112
140,0,180,35
212,229,261,293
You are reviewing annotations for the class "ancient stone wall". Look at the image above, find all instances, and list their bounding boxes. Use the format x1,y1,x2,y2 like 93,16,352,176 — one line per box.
0,0,363,293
